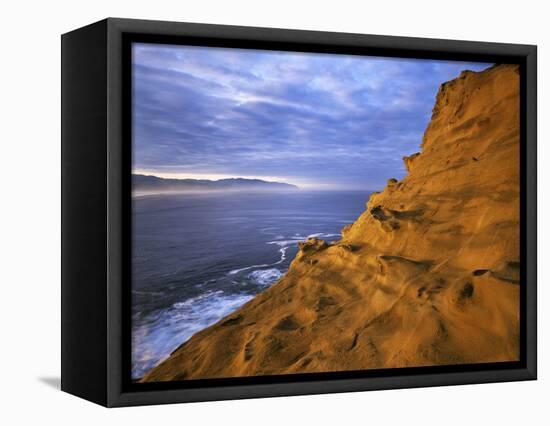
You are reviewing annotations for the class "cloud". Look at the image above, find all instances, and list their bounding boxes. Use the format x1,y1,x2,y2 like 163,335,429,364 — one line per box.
132,43,492,189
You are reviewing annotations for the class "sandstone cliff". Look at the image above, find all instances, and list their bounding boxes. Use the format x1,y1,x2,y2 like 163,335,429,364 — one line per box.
142,64,520,381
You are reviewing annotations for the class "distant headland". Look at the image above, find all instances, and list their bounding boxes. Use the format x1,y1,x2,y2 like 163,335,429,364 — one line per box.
132,174,299,194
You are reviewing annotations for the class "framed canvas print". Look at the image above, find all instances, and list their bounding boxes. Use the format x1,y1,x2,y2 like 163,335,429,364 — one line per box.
61,18,537,407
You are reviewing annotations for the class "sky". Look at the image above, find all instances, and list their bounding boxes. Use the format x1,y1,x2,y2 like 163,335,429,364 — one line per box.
132,43,491,190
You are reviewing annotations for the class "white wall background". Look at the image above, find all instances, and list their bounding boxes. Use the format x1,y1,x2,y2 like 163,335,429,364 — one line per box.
0,0,546,423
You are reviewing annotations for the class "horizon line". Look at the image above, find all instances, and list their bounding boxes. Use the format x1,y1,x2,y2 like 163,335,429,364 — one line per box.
132,171,374,191
133,171,299,187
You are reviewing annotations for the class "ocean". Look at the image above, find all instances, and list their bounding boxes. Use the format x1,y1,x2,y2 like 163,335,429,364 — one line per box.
131,190,370,379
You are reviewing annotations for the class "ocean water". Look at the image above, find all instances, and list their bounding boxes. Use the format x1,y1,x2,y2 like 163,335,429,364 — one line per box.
132,190,370,379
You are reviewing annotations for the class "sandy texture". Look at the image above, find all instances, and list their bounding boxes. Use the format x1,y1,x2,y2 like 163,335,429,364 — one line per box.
142,64,520,382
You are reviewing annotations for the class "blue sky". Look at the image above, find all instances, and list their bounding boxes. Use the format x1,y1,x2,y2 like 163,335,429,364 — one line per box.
132,43,491,190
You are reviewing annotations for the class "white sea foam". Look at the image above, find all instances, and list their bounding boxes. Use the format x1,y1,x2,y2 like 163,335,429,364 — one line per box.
247,268,283,287
307,232,341,239
306,232,324,238
278,246,289,262
266,233,339,248
230,232,341,277
266,239,302,247
132,290,254,379
228,262,273,275
228,244,291,275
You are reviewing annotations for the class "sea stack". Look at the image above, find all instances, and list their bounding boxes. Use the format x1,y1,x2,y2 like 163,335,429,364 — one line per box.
141,64,520,381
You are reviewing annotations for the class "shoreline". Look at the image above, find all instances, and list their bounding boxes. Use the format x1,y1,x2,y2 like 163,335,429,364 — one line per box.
131,200,356,379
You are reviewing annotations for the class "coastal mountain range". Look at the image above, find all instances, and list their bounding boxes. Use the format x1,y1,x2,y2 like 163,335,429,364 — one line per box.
141,64,520,381
133,174,298,193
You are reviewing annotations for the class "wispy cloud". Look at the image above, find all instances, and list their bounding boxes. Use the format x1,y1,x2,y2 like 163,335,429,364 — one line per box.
132,43,491,189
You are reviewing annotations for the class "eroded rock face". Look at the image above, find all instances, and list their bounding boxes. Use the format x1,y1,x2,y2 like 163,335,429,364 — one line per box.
403,152,421,172
141,64,520,382
297,237,329,254
295,238,330,263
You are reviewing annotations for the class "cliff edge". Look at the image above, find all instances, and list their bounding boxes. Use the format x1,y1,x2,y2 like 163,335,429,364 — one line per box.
142,64,520,381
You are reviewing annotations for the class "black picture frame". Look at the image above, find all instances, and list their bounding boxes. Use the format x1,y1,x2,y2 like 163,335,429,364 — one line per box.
61,17,537,407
